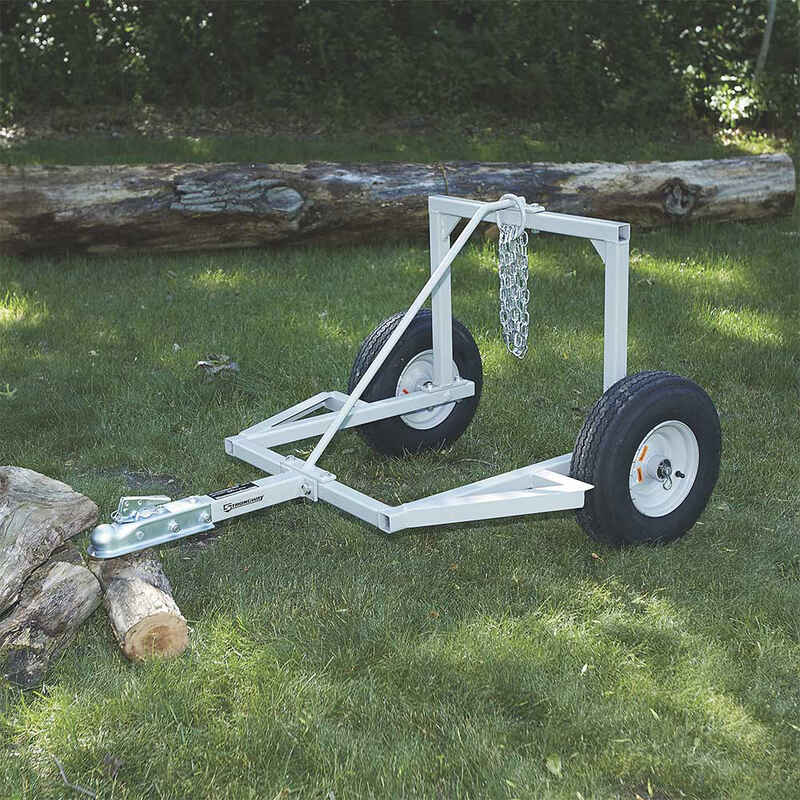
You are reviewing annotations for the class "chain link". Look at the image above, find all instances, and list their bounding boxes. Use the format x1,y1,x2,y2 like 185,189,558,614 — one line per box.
497,222,530,359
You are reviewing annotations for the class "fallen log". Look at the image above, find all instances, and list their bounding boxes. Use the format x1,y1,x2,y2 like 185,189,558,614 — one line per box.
1,154,794,255
89,549,188,661
0,466,99,614
0,543,101,688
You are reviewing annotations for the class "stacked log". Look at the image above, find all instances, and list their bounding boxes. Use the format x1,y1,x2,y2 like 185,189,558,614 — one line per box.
0,154,794,255
0,543,100,687
0,466,99,613
0,466,187,687
0,467,101,687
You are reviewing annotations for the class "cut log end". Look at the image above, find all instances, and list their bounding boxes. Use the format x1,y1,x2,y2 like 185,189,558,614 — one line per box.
90,549,188,662
122,611,188,661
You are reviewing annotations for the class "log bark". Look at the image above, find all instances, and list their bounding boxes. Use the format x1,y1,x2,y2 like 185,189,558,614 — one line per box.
0,543,101,688
0,466,99,614
1,154,794,255
89,549,188,661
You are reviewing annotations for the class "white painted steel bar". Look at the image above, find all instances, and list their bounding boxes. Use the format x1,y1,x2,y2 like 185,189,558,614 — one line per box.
395,454,585,510
429,208,454,386
239,392,334,437
225,436,288,473
209,474,305,522
530,452,573,476
428,195,629,243
235,381,475,448
602,239,629,389
316,481,396,532
305,196,517,468
226,437,397,530
385,485,586,532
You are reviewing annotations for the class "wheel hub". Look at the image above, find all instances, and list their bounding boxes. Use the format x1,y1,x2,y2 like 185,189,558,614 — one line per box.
396,350,459,430
629,420,699,517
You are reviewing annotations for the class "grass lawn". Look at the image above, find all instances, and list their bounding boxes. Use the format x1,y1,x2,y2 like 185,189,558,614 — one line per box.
1,120,789,167
1,127,799,798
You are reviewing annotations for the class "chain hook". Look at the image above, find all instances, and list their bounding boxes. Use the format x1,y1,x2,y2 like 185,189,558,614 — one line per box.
497,194,531,359
499,193,527,236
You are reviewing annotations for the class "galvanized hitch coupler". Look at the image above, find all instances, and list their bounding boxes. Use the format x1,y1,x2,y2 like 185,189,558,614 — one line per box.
89,193,720,558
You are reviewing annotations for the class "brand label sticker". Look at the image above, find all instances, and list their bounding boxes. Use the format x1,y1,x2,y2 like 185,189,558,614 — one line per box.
222,495,264,514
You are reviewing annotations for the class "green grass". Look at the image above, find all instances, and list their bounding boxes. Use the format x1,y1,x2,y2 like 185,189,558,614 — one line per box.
1,201,799,799
1,125,788,166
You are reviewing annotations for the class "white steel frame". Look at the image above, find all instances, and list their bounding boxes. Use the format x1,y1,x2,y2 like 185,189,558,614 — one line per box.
89,195,631,559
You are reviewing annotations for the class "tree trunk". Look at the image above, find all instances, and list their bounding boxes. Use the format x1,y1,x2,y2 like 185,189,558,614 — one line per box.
89,550,188,661
1,154,794,255
0,544,101,688
755,0,778,80
0,466,99,614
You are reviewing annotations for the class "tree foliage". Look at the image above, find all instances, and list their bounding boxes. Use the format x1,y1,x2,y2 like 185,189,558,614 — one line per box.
0,0,797,130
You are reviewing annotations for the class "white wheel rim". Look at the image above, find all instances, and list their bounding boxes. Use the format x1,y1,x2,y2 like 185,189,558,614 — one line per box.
629,420,699,517
395,350,459,430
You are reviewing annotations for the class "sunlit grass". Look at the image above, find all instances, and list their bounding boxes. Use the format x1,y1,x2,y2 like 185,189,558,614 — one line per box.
702,306,785,345
1,207,799,798
2,126,790,167
0,289,46,328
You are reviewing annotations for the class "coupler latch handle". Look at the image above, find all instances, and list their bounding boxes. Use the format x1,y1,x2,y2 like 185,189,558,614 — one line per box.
111,495,172,523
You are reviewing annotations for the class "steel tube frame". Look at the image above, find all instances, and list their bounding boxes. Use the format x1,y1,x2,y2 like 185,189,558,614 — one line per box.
427,195,630,390
305,196,518,467
89,194,630,559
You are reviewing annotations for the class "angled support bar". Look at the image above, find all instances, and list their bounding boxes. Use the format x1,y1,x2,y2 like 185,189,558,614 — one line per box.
232,381,475,449
382,454,591,532
305,196,527,469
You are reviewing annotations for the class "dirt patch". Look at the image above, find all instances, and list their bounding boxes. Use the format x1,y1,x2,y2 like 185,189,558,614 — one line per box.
175,529,225,558
89,468,187,497
0,104,450,146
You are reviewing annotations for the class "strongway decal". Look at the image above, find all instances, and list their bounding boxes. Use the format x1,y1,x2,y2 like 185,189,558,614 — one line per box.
222,495,264,514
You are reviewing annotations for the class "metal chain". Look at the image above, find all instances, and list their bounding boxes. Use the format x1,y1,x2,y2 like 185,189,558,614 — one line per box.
497,221,530,358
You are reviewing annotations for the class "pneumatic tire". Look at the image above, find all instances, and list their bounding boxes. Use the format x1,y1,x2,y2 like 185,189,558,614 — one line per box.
570,371,721,546
348,309,483,456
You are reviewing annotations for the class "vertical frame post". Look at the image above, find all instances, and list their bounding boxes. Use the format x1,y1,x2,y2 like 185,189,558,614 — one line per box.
600,239,630,390
429,207,454,386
